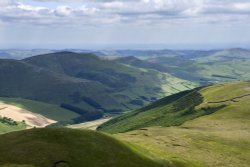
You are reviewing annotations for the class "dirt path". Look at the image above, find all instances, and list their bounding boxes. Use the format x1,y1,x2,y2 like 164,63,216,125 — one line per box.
0,101,57,128
207,93,250,103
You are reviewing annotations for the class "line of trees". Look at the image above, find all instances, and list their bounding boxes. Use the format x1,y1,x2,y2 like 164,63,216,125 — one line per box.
0,117,18,126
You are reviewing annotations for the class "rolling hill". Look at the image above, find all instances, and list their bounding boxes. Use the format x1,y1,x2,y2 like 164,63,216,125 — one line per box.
0,128,165,167
105,48,250,85
0,52,195,124
98,81,250,167
0,59,108,124
3,48,250,85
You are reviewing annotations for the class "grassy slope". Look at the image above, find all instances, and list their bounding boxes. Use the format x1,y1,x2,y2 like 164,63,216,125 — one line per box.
116,81,250,167
99,81,250,133
0,128,166,167
0,122,26,135
98,87,220,133
0,97,80,122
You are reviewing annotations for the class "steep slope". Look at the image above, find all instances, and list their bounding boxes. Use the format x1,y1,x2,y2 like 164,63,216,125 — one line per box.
98,81,250,133
0,128,165,167
0,59,101,104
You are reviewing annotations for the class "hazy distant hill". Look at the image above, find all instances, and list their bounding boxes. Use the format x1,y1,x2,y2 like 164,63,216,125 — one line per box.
112,56,170,74
0,49,55,59
93,48,250,84
144,48,250,84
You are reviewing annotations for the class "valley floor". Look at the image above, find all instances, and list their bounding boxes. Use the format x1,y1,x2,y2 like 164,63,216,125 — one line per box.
68,117,112,130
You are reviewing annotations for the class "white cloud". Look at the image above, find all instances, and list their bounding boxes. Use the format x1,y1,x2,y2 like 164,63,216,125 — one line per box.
55,6,72,16
0,0,249,26
102,1,125,9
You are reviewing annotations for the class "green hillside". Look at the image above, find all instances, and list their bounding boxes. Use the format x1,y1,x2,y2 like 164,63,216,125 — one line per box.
24,51,195,98
98,81,250,133
0,128,166,167
0,59,108,123
97,81,250,167
0,52,195,123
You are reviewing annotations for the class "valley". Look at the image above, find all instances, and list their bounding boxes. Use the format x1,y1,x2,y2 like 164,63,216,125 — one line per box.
0,50,249,167
1,0,249,166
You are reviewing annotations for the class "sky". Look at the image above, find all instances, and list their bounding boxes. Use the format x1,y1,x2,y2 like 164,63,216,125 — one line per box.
0,0,250,50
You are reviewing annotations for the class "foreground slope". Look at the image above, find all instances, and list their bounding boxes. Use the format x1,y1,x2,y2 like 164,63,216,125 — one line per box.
0,128,164,167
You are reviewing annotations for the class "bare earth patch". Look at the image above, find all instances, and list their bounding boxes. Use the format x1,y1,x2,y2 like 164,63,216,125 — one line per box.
0,101,57,128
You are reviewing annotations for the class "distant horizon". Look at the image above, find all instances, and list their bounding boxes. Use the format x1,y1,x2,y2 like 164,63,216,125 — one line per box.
1,43,250,51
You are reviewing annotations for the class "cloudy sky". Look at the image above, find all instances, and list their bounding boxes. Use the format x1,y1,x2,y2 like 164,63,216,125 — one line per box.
0,0,250,49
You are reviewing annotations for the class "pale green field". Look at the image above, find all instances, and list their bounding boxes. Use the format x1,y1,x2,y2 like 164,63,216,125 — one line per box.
0,122,26,135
